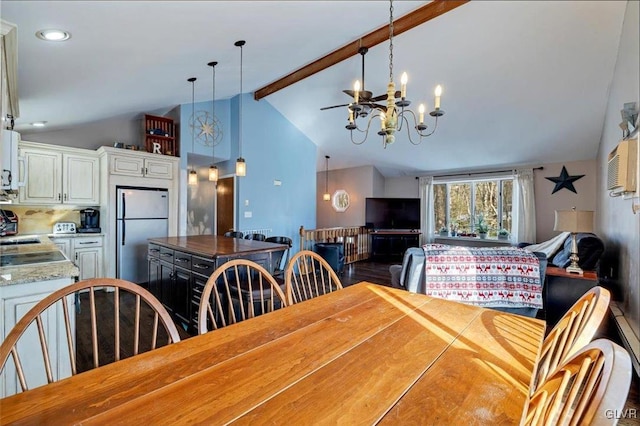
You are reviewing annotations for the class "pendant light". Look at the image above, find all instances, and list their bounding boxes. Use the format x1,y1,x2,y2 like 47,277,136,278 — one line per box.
208,61,219,182
323,155,331,201
235,40,246,177
187,77,198,186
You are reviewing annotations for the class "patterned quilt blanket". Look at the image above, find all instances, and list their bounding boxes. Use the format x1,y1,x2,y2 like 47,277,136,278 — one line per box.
422,244,542,309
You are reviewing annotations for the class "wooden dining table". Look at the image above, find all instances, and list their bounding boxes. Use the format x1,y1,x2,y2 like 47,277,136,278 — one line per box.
0,282,545,425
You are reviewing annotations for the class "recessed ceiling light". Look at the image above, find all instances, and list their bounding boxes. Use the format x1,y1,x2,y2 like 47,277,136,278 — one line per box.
31,121,47,127
35,29,71,42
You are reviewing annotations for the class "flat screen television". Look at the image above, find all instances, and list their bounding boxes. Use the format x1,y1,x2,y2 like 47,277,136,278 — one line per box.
365,198,420,230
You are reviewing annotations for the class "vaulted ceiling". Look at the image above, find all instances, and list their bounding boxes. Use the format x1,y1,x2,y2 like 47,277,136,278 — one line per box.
2,1,629,176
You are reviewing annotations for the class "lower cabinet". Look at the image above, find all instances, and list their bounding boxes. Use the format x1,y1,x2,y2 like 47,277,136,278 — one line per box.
147,244,216,333
0,277,75,397
147,243,274,335
52,236,103,280
147,256,173,313
371,232,420,259
172,267,191,325
544,266,599,328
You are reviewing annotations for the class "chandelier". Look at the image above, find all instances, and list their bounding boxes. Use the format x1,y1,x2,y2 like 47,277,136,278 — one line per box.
346,0,444,148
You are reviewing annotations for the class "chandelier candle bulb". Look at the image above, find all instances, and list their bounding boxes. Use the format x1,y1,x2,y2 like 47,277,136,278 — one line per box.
419,104,425,124
380,112,386,129
401,72,408,98
348,109,354,124
354,80,361,104
434,85,442,109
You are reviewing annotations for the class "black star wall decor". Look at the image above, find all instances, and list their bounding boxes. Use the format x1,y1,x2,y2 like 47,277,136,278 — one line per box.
545,166,585,194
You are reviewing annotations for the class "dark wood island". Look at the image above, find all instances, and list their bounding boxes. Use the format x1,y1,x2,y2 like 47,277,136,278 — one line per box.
147,235,288,333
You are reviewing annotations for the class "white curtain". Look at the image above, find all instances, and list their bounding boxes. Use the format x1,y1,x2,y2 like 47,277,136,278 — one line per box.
419,176,434,245
513,168,536,244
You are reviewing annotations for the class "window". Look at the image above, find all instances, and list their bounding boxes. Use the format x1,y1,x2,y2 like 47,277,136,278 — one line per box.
434,177,513,237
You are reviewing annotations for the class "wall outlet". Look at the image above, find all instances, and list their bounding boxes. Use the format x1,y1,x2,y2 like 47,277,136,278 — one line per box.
274,179,282,186
244,211,252,218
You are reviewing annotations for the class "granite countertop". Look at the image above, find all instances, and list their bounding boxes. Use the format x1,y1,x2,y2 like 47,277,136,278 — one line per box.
47,233,105,238
0,235,79,286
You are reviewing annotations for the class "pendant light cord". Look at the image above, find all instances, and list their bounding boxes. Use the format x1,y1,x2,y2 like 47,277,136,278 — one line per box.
388,0,394,83
188,77,197,170
209,61,217,159
325,155,329,193
239,42,244,157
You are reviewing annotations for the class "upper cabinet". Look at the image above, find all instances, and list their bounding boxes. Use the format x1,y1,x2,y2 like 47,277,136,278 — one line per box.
99,146,176,180
18,141,100,205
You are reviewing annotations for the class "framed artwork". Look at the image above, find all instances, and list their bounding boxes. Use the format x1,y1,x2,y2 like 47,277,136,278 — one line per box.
332,189,350,212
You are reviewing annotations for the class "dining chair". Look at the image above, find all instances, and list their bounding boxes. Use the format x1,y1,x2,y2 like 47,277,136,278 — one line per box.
265,236,293,278
0,278,180,394
197,259,288,334
223,230,244,238
244,233,266,241
523,338,631,426
531,286,610,394
285,250,343,305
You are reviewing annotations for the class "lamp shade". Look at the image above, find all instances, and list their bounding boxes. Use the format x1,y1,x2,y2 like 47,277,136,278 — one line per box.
554,210,594,233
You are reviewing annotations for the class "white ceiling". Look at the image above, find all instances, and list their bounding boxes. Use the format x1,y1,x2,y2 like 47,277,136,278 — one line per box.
1,1,629,176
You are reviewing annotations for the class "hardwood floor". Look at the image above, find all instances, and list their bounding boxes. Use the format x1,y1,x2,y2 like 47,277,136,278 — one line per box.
74,259,638,423
75,290,188,373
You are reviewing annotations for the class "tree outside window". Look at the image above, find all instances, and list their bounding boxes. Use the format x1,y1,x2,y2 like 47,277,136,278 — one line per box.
433,178,513,238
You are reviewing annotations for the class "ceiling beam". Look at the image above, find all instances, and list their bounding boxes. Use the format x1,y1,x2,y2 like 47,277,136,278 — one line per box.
254,0,469,101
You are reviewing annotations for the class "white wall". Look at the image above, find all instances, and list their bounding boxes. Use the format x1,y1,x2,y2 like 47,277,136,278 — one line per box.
596,0,639,339
316,165,380,228
534,160,597,242
384,176,420,198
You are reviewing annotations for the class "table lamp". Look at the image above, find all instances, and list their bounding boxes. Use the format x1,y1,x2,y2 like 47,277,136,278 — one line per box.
553,208,594,275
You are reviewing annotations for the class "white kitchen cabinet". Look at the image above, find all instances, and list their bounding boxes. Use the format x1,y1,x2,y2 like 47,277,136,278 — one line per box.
53,238,71,258
51,236,104,280
109,152,174,180
18,142,100,205
72,236,103,280
0,277,75,397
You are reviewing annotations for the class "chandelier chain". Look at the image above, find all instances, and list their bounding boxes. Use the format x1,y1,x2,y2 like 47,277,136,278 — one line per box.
388,0,394,82
340,0,444,148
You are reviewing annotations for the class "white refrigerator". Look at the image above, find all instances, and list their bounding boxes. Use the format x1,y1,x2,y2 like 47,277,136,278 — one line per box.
116,187,169,284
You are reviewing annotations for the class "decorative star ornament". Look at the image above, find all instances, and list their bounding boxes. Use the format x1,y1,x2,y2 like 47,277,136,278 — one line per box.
545,166,585,194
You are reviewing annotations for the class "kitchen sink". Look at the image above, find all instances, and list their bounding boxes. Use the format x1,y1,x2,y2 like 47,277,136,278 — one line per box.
0,251,67,267
0,238,41,246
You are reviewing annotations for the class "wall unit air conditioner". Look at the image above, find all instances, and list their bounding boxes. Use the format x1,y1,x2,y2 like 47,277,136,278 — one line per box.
607,137,638,194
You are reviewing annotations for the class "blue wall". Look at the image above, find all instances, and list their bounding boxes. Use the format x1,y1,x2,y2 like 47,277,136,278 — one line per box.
179,98,231,169
235,93,316,243
180,93,316,245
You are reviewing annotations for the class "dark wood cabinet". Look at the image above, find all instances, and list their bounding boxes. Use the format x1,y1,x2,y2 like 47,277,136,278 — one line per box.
544,266,598,328
371,231,421,260
173,267,192,325
148,244,187,322
147,236,289,335
147,251,174,314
